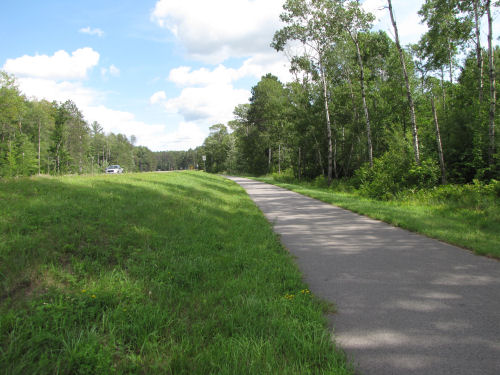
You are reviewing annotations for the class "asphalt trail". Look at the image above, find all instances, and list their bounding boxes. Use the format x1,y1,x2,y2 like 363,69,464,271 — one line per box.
227,177,500,375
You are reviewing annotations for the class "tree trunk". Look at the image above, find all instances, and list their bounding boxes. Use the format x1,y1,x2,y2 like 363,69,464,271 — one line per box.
298,146,301,181
313,133,325,176
320,61,334,185
441,67,447,113
268,146,272,172
38,119,41,175
344,71,359,176
448,39,454,84
487,0,496,166
431,97,447,184
334,136,338,179
473,0,484,102
352,35,373,168
388,0,421,165
278,143,281,174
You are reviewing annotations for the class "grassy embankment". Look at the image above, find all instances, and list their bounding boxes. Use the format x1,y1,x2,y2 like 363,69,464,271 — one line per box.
0,171,352,374
255,176,500,259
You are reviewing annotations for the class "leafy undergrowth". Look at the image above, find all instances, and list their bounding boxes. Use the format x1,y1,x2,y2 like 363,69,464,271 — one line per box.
0,171,352,374
255,176,500,259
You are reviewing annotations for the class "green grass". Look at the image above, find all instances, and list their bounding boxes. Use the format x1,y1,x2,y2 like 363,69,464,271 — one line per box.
254,176,500,259
0,171,351,374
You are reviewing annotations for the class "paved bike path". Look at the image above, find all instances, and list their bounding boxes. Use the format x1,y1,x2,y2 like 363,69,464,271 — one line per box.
227,177,500,375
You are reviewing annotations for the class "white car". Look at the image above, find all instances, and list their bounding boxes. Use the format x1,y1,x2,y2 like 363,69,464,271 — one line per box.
105,165,123,174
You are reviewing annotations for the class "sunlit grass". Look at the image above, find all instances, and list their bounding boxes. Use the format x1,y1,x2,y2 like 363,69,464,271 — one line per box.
0,171,351,374
255,176,500,259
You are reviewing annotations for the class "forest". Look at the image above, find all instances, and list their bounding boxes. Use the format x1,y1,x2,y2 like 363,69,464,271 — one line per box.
0,72,158,177
196,0,499,198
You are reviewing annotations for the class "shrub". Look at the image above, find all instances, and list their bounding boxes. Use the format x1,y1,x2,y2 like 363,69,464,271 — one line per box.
271,168,297,184
491,180,500,198
354,149,440,200
311,175,329,188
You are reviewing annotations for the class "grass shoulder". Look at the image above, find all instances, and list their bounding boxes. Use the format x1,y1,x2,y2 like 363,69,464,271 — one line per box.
253,175,500,259
0,171,352,374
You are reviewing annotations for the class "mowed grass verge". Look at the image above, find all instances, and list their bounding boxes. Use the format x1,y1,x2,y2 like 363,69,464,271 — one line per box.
255,177,500,259
0,171,351,374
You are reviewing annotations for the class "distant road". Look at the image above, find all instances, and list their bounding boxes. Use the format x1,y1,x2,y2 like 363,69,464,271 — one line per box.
227,177,500,375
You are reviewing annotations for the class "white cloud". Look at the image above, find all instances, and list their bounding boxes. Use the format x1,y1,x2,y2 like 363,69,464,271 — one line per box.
150,0,292,132
85,107,205,151
151,0,284,63
239,53,292,83
79,26,104,37
3,47,100,81
15,77,100,107
150,90,167,104
157,52,291,134
86,105,206,151
169,54,291,87
83,105,189,151
169,65,240,87
159,122,207,150
109,64,120,76
361,0,387,22
164,83,250,123
101,64,120,78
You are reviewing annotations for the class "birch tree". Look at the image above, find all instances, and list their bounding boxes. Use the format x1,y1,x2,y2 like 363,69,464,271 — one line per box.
334,0,375,167
486,0,496,166
387,0,421,164
273,0,339,185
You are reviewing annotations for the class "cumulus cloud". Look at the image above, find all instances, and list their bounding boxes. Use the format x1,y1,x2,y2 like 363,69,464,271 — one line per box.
169,54,291,87
150,0,293,131
164,84,250,123
156,52,291,130
3,47,100,81
151,0,284,63
169,65,240,87
239,53,292,83
15,77,100,107
150,90,167,104
79,26,104,37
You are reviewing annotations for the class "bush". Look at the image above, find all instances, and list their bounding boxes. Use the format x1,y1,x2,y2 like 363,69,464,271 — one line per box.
271,169,297,184
354,149,440,200
492,180,500,198
329,178,356,193
311,175,329,188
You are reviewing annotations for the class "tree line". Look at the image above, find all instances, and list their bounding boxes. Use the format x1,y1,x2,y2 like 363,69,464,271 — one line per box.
197,0,499,197
0,72,158,177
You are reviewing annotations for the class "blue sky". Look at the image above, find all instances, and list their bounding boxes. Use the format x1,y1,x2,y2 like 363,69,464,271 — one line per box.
1,1,497,151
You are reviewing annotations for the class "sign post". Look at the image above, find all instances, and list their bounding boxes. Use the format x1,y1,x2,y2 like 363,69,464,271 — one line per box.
202,155,206,171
